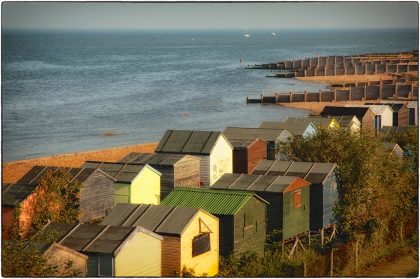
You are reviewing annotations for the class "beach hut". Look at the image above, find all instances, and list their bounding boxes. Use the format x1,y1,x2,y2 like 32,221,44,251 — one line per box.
258,120,317,137
407,101,418,126
228,138,267,174
383,142,404,158
41,222,162,277
223,127,293,160
155,130,233,187
251,160,338,231
2,166,115,234
306,116,340,129
22,241,88,276
346,105,393,129
211,173,310,241
161,188,267,257
320,106,376,130
101,203,219,276
119,153,201,199
332,115,361,133
82,161,161,204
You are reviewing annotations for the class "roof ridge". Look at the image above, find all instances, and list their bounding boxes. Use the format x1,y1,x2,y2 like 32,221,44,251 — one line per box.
82,225,110,252
173,187,254,196
227,174,242,190
122,204,147,226
179,130,194,153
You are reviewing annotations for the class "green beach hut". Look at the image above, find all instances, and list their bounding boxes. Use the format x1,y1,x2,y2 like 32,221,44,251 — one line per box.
161,188,268,257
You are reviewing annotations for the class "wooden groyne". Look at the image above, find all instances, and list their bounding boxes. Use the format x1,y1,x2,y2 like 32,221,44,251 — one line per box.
247,81,418,104
247,50,419,78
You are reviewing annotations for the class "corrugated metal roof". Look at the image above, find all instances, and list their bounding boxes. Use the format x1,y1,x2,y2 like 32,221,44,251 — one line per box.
119,152,196,166
101,204,200,236
252,160,337,184
211,173,303,193
81,161,160,183
223,127,290,142
161,188,266,215
258,121,314,136
155,130,224,155
2,166,98,207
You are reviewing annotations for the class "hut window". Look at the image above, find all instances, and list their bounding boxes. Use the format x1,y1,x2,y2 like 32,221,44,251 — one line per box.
192,233,211,257
293,190,301,208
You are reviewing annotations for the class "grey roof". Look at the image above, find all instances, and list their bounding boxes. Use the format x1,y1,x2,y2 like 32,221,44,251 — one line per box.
320,106,371,122
2,166,99,207
41,222,161,256
82,161,160,183
211,173,309,193
223,127,292,142
251,160,337,184
155,130,227,155
101,204,200,236
227,138,267,149
258,121,315,136
119,152,198,166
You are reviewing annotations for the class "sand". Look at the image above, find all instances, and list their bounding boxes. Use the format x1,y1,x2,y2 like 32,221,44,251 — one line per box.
277,100,369,114
2,142,159,184
295,73,394,84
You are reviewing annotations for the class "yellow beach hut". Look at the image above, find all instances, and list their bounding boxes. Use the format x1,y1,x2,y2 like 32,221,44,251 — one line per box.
101,203,219,276
82,161,161,204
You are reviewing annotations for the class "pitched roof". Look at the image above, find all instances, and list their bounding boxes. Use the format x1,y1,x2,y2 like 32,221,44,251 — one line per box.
258,121,315,136
41,222,161,256
211,173,310,193
2,166,103,207
82,161,161,183
227,138,267,149
161,188,268,216
223,127,292,142
251,160,337,184
346,105,393,115
101,203,202,236
155,130,229,155
119,152,198,166
320,106,371,121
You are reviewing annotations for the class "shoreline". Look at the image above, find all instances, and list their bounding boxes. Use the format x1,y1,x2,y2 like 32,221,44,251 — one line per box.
2,142,159,184
277,100,370,114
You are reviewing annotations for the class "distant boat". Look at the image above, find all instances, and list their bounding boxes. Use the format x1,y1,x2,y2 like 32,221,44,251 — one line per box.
389,42,393,45
272,32,276,37
244,28,251,37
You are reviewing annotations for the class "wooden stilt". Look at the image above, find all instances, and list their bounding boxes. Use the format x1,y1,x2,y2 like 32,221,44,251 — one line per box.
330,249,334,277
288,237,299,259
321,228,325,248
308,230,311,246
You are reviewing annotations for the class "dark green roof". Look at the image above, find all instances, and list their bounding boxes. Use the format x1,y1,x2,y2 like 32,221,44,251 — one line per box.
155,130,227,155
161,188,268,215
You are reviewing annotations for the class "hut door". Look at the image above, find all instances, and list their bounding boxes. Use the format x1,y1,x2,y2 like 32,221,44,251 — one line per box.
293,190,301,208
374,115,382,130
409,108,416,125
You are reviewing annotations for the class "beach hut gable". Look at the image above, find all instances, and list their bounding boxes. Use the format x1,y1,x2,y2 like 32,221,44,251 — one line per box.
41,222,162,277
2,166,114,231
81,161,161,205
119,152,201,199
155,130,233,187
161,188,267,257
251,160,338,231
100,203,219,276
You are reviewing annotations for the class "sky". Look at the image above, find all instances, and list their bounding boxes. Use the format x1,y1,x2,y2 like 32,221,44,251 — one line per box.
2,2,419,30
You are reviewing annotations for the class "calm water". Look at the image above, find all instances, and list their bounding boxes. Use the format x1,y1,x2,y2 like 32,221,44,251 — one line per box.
2,29,418,161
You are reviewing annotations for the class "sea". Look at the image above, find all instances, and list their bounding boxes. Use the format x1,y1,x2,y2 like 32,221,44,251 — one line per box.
2,29,418,162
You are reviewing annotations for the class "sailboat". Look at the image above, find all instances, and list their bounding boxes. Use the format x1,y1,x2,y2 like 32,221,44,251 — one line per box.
272,32,276,37
244,28,251,37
